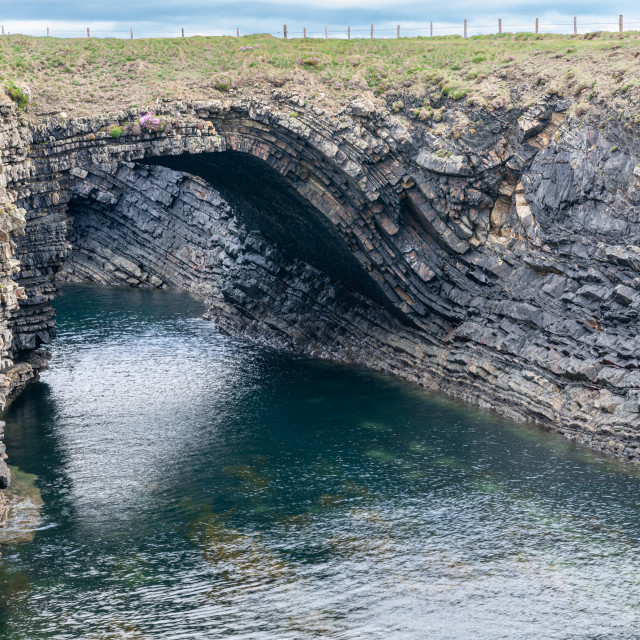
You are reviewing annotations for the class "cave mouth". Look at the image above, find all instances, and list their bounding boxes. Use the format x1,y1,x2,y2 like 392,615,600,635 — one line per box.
143,151,387,308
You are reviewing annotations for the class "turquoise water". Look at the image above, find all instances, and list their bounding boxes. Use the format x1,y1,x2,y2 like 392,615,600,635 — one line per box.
1,284,640,639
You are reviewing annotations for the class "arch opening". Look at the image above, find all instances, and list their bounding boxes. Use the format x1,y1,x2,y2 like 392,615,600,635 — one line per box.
142,151,390,309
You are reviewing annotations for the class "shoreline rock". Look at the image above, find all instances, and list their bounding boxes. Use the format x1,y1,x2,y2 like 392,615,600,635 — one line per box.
0,93,638,482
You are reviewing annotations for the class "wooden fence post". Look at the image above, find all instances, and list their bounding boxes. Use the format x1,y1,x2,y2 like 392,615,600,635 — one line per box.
47,26,50,37
464,19,467,38
371,24,374,39
397,24,400,38
325,26,328,39
573,16,577,34
237,28,240,37
620,14,624,32
535,18,539,34
498,19,502,34
303,27,306,38
1,26,4,36
430,21,433,37
181,27,184,38
348,26,350,40
130,27,133,39
283,24,287,39
87,27,90,38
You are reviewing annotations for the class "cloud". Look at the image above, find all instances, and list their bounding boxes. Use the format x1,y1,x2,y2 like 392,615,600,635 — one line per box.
0,0,636,38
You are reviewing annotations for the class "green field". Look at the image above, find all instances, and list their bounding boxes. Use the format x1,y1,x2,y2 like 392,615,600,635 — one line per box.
1,31,639,115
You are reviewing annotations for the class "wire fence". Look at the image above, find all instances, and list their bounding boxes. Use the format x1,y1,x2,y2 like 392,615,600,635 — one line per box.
1,16,640,40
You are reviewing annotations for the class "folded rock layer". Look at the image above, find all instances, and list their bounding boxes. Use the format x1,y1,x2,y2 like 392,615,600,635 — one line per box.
0,93,639,470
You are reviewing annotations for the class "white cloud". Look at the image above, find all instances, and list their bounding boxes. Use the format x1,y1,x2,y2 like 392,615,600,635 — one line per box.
1,3,637,39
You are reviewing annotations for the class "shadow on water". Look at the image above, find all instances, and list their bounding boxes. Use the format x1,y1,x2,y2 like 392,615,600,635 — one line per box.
1,284,640,638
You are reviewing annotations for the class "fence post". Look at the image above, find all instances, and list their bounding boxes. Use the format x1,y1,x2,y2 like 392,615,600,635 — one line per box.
348,26,350,40
47,26,50,37
283,24,287,39
498,18,502,34
397,25,400,38
130,27,133,39
303,27,306,38
87,27,90,38
535,18,539,34
1,26,4,36
620,14,624,32
181,27,184,38
573,16,577,34
371,24,374,39
464,19,467,38
237,28,240,37
430,21,433,37
325,26,328,39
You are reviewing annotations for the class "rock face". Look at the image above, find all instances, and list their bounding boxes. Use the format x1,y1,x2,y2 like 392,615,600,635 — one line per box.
1,92,640,483
0,121,30,492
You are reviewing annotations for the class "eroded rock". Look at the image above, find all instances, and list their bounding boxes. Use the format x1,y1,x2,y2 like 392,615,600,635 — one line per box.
0,94,638,494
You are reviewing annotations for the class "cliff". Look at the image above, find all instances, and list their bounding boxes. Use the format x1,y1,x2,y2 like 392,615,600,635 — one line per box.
1,34,640,500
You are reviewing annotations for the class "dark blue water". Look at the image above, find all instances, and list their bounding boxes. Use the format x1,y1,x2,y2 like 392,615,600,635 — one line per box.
1,284,640,639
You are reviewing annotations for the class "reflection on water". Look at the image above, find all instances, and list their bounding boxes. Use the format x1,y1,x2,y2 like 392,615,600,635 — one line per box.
0,284,640,638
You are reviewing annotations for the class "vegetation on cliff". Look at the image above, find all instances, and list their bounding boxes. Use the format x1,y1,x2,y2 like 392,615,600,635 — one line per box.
1,31,640,116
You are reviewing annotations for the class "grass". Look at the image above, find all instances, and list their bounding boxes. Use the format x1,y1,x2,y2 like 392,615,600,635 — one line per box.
2,31,640,116
3,79,30,109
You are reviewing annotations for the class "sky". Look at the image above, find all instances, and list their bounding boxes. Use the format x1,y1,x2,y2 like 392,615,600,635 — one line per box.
0,0,637,39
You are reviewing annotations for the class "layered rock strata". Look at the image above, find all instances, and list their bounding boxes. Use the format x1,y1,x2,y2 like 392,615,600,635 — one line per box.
0,92,639,478
0,142,29,494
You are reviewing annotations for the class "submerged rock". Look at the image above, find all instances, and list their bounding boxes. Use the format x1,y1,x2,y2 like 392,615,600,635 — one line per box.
0,466,43,547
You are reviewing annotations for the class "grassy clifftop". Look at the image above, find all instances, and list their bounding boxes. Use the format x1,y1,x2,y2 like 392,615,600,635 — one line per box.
1,32,640,116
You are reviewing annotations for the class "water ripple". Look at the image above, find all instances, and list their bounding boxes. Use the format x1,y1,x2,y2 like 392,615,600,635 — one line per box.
1,284,640,639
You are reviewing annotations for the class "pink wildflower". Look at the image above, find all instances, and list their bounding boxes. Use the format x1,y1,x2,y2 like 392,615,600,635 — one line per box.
139,112,161,131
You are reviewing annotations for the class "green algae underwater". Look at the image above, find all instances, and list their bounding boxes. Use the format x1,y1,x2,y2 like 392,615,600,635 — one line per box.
1,283,640,639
